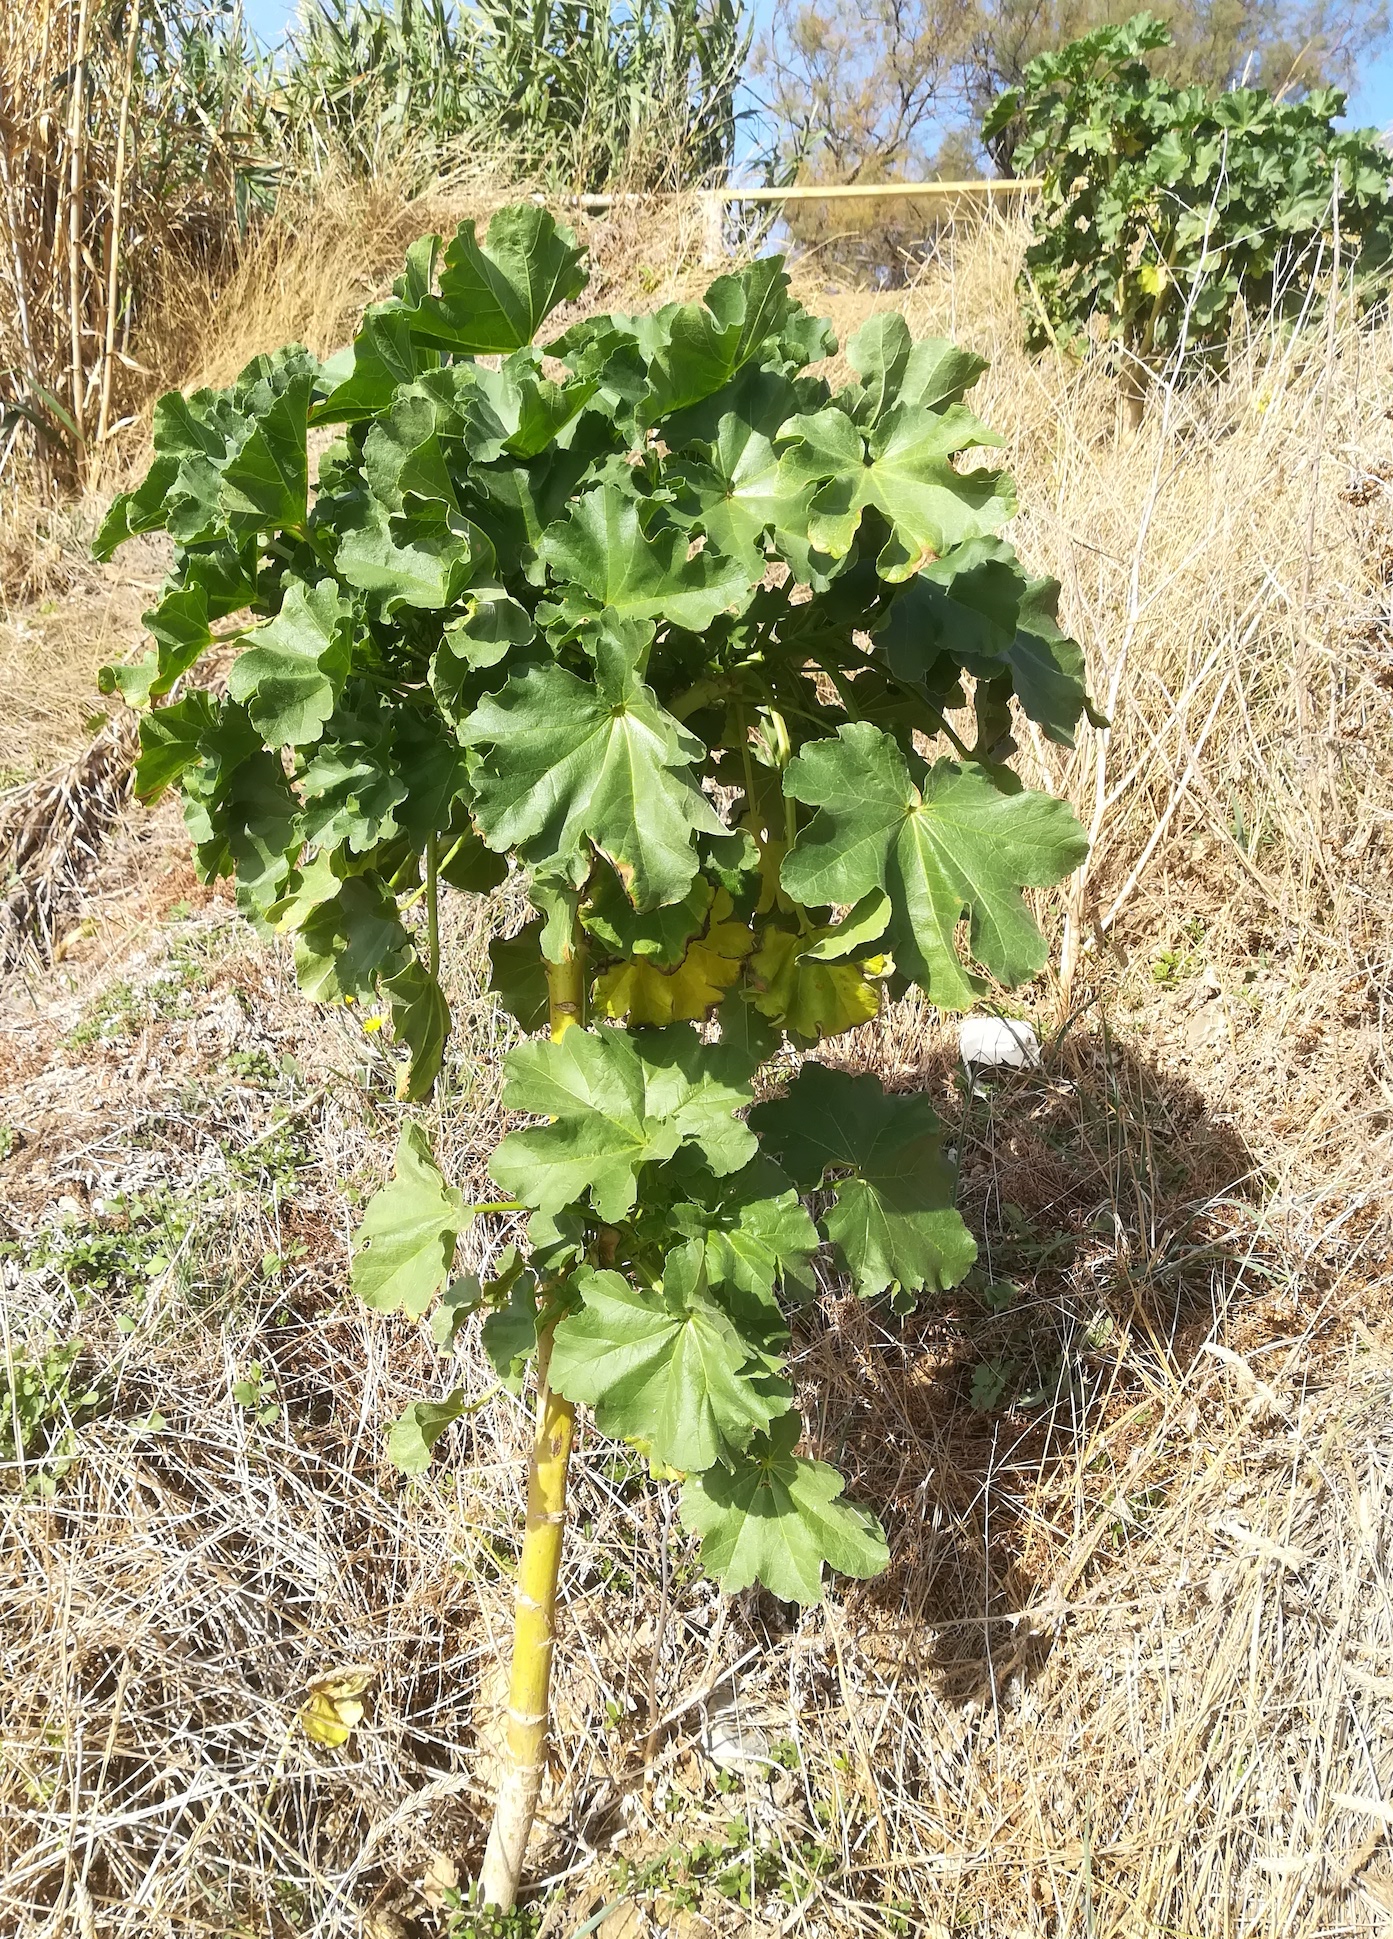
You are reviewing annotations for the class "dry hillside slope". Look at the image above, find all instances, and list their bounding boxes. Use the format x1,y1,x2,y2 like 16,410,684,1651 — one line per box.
1,198,1391,1938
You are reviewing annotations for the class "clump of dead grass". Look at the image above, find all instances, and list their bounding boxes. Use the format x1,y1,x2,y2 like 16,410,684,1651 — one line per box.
0,713,138,968
158,174,717,400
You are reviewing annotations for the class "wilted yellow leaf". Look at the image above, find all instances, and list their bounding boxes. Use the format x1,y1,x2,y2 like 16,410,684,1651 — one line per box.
750,926,885,1041
593,890,754,1025
1135,262,1168,296
299,1665,375,1747
626,1434,685,1482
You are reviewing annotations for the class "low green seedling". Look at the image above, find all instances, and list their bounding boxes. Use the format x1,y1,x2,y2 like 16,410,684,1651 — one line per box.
231,1361,281,1426
1,1337,107,1494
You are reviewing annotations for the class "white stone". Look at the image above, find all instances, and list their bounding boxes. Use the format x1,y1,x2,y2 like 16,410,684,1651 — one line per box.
960,1016,1041,1072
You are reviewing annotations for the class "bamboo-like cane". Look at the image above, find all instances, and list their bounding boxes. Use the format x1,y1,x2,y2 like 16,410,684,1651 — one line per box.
478,940,585,1909
0,135,38,401
65,0,94,471
92,0,143,485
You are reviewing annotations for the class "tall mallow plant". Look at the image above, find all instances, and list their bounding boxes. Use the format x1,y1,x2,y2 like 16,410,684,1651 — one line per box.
96,207,1091,1904
987,12,1393,419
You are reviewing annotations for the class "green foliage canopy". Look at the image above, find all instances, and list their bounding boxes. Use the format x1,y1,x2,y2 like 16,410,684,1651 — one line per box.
987,12,1393,366
98,205,1089,1605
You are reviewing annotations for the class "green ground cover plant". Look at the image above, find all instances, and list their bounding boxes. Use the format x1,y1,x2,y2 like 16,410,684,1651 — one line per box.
987,13,1393,412
95,205,1089,1903
0,1336,108,1496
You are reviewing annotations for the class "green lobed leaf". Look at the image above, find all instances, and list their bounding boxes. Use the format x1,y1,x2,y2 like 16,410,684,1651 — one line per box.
642,259,824,420
878,539,1096,747
227,577,355,748
782,721,1089,1009
489,1024,757,1222
464,620,724,909
97,348,317,556
481,1268,540,1394
94,453,179,561
488,920,551,1033
351,1122,470,1317
443,587,536,671
752,1062,976,1300
387,1389,469,1473
667,368,824,581
668,1155,819,1317
678,1412,889,1604
540,482,756,632
431,1272,484,1353
100,548,259,708
360,380,467,513
582,866,713,967
313,302,442,425
269,857,412,1004
467,351,598,459
844,313,988,423
178,707,302,924
332,492,494,613
383,958,452,1101
402,206,587,354
218,362,314,529
777,401,1015,581
134,691,221,801
298,718,408,855
549,1262,788,1472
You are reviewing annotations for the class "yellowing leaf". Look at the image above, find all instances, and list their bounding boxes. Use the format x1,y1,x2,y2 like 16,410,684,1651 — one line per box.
299,1666,375,1747
594,890,754,1025
627,1436,686,1482
1135,262,1167,296
749,926,884,1042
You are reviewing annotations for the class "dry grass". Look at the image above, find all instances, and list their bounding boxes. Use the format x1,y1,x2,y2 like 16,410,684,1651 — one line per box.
0,1,260,496
1,199,1391,1938
0,712,139,967
149,173,718,402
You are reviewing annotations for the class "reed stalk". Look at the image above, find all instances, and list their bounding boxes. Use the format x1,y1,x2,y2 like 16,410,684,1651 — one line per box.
93,0,144,481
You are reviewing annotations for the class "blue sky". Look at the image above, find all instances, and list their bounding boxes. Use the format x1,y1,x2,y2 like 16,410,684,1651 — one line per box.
239,0,1393,132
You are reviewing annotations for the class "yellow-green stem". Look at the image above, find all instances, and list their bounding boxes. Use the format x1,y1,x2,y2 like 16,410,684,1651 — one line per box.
425,832,440,981
479,935,585,1908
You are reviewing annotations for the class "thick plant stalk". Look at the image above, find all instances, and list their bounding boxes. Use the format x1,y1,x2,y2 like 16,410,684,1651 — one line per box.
479,943,584,1908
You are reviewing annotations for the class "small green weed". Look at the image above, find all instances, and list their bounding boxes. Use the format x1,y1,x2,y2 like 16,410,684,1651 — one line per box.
67,955,209,1046
610,1818,840,1914
972,1274,1020,1314
24,1193,189,1300
969,1358,1014,1411
222,1111,317,1192
1,1337,108,1494
440,1886,542,1938
1149,946,1194,986
231,1362,281,1427
225,1045,286,1087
